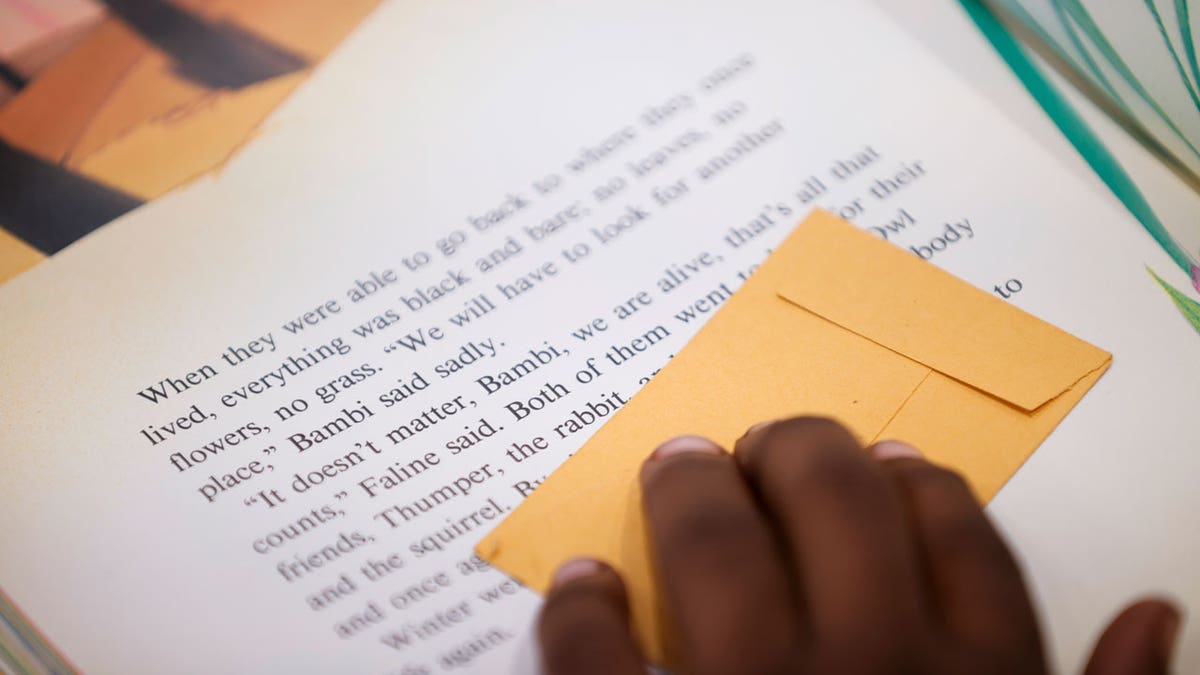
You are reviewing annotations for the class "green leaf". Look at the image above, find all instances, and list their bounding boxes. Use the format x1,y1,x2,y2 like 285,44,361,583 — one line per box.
1148,266,1200,336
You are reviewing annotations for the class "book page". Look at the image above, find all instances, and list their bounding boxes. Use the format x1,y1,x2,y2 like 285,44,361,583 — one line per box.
1,1,1198,673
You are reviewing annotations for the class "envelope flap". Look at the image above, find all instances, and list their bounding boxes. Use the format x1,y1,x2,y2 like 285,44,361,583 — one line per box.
775,212,1111,412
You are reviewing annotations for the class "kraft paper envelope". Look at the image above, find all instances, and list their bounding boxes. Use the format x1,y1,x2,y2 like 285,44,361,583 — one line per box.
476,210,1112,664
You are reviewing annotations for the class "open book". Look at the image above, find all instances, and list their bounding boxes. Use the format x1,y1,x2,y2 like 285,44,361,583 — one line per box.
1,1,1197,672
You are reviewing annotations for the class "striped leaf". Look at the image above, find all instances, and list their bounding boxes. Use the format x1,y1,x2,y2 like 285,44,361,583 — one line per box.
1149,266,1200,335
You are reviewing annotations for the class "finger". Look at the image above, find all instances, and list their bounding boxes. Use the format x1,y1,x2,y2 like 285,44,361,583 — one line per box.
538,559,645,675
870,440,1044,658
734,418,927,651
1084,598,1181,675
641,435,803,674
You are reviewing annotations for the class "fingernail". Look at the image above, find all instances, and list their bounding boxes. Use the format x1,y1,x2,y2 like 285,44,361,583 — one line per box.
652,435,723,460
872,439,923,460
1160,607,1183,663
746,420,776,436
552,558,601,588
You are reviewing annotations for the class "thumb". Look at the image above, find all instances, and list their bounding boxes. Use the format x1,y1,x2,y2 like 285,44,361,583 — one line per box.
1083,598,1182,675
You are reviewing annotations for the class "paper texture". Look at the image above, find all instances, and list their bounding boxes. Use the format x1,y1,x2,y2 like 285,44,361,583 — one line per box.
476,210,1111,662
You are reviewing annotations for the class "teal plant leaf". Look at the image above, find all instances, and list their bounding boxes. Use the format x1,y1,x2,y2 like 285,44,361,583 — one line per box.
1149,266,1200,335
961,1,1200,278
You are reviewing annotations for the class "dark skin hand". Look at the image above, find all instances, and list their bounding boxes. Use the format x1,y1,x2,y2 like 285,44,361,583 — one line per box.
538,417,1182,675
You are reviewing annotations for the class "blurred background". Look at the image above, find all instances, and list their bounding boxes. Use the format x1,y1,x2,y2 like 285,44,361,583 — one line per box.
4,0,1198,300
0,0,379,281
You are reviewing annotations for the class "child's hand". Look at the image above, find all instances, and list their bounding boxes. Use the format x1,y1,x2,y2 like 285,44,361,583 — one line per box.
537,417,1180,675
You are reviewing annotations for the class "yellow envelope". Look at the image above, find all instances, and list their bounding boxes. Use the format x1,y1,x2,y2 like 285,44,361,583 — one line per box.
476,210,1111,664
